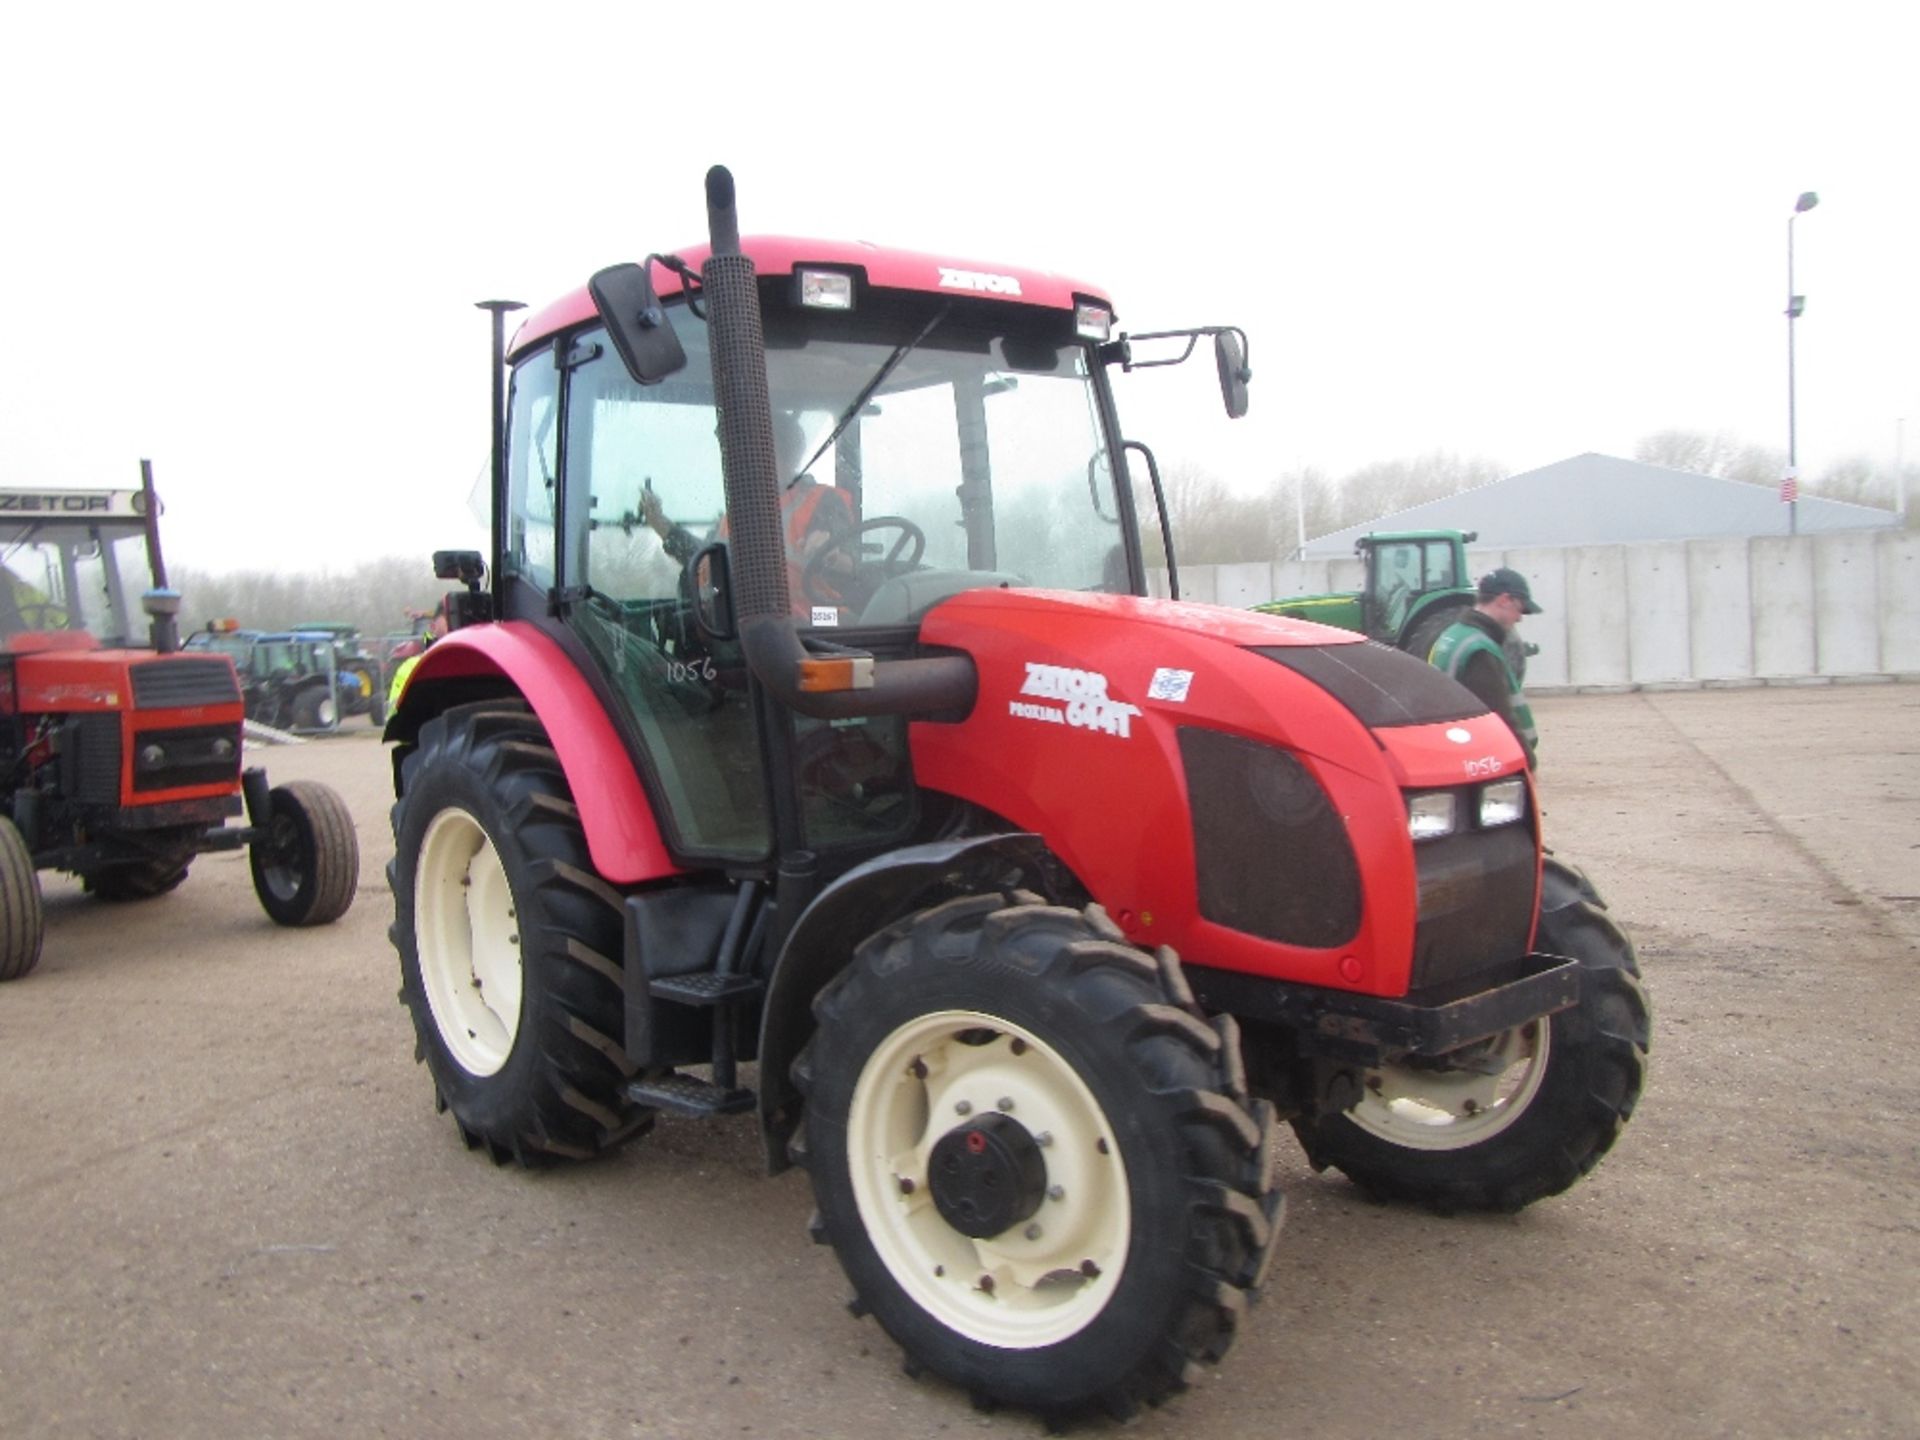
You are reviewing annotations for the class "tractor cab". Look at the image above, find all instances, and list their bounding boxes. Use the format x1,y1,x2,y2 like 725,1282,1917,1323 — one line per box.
480,241,1243,862
0,490,155,652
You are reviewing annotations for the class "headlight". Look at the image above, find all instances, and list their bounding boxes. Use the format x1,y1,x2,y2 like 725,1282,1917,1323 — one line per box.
137,743,168,771
795,268,854,311
1407,791,1457,841
1478,777,1527,828
1075,302,1113,341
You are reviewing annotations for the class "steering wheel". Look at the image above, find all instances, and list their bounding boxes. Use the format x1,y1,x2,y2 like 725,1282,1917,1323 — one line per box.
802,515,927,609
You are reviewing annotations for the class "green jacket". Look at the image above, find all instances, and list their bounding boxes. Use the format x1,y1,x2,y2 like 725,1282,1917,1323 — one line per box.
1428,610,1538,765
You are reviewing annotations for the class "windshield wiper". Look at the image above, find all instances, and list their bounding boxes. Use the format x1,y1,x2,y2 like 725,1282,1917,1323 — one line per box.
793,303,950,487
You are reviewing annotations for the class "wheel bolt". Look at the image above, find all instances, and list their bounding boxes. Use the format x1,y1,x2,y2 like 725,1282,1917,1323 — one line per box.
996,1096,1015,1112
1024,1223,1042,1240
1047,1184,1065,1202
1010,1038,1028,1055
978,1274,996,1295
1080,1260,1101,1279
909,1058,928,1079
1035,1131,1053,1148
897,1176,916,1195
954,1099,972,1116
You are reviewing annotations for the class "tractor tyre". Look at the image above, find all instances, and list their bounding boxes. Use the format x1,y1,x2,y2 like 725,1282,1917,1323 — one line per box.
292,686,336,730
1402,601,1468,664
389,702,645,1168
794,895,1282,1419
1292,856,1650,1213
87,859,193,901
0,818,45,981
249,780,360,926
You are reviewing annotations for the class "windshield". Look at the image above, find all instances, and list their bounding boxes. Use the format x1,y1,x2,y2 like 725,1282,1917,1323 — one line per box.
552,297,1129,626
0,526,147,644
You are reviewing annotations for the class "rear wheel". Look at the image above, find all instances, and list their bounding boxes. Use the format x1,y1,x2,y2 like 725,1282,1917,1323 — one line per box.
249,780,359,925
796,895,1281,1418
389,702,645,1166
1402,601,1468,662
0,818,44,981
1292,856,1650,1212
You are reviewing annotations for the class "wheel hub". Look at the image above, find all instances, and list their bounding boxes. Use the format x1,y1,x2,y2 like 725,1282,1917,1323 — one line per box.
927,1113,1048,1238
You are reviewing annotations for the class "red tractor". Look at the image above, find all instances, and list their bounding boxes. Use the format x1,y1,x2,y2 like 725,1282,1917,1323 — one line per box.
386,169,1648,1418
0,467,360,980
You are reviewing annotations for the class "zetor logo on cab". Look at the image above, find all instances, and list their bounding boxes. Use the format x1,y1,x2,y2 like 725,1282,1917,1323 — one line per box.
1009,663,1142,739
937,266,1023,296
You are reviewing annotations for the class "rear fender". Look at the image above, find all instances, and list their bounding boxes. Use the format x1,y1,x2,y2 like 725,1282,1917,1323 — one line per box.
757,832,1056,1174
388,622,680,885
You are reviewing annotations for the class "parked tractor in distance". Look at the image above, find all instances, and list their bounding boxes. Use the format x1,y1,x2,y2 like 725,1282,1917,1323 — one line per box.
0,467,360,980
1255,528,1535,675
1256,528,1472,652
188,623,386,730
385,169,1648,1419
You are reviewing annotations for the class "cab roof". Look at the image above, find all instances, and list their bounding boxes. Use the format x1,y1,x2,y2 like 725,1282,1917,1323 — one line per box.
509,236,1111,362
0,489,151,545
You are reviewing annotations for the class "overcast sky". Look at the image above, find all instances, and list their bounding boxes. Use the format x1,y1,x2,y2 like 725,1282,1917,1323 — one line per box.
2,2,1913,576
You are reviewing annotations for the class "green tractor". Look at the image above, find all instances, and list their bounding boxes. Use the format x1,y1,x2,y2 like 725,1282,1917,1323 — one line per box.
1256,530,1475,655
1255,529,1532,675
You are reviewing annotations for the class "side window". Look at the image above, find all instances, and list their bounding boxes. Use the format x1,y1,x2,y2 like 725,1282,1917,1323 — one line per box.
503,355,560,589
567,349,725,602
1424,544,1457,588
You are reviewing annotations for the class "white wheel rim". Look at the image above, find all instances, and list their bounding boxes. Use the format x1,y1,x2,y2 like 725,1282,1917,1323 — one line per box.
847,1010,1131,1349
1347,1020,1551,1150
415,807,523,1076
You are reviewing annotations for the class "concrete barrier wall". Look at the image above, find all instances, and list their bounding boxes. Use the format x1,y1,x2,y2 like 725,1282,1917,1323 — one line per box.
1152,529,1918,688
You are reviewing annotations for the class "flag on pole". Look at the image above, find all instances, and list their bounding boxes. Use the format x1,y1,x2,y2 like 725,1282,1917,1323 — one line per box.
1781,466,1799,504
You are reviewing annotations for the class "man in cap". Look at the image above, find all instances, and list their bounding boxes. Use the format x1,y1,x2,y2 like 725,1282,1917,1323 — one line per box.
1427,567,1541,767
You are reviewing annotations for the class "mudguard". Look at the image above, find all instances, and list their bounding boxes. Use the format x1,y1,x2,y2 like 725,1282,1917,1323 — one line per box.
757,831,1054,1173
389,621,680,885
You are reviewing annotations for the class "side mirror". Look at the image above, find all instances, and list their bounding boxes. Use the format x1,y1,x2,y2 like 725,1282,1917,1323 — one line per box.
433,550,487,589
589,262,688,386
1214,329,1251,419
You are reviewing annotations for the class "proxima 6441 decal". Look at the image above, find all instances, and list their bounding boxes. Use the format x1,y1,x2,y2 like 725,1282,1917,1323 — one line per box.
1009,663,1141,739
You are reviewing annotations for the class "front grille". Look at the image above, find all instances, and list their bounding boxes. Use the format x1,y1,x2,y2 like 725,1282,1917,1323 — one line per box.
131,722,244,793
1180,727,1361,948
63,715,123,804
131,658,241,710
1410,824,1537,993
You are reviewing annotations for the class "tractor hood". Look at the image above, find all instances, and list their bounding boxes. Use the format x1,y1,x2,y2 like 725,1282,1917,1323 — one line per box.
909,588,1533,998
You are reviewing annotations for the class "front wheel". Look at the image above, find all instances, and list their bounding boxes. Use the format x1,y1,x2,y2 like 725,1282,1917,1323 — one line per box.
1292,856,1650,1212
249,780,359,925
796,895,1280,1418
0,818,44,981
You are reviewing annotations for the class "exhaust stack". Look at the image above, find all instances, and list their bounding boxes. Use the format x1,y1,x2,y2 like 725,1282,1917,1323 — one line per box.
699,166,976,720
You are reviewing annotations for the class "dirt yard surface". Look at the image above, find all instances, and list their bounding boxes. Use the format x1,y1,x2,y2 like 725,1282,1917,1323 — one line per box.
3,683,1916,1439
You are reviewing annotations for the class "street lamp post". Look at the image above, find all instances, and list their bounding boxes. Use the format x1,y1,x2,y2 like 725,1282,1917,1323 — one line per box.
1785,190,1819,536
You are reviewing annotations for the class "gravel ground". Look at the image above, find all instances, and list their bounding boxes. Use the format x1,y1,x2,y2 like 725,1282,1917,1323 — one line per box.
2,682,1915,1439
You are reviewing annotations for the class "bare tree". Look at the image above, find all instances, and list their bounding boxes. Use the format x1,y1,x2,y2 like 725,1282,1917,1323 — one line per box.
175,555,450,641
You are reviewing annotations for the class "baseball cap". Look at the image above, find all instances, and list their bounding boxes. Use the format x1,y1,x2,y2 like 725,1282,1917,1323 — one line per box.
1478,567,1541,614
